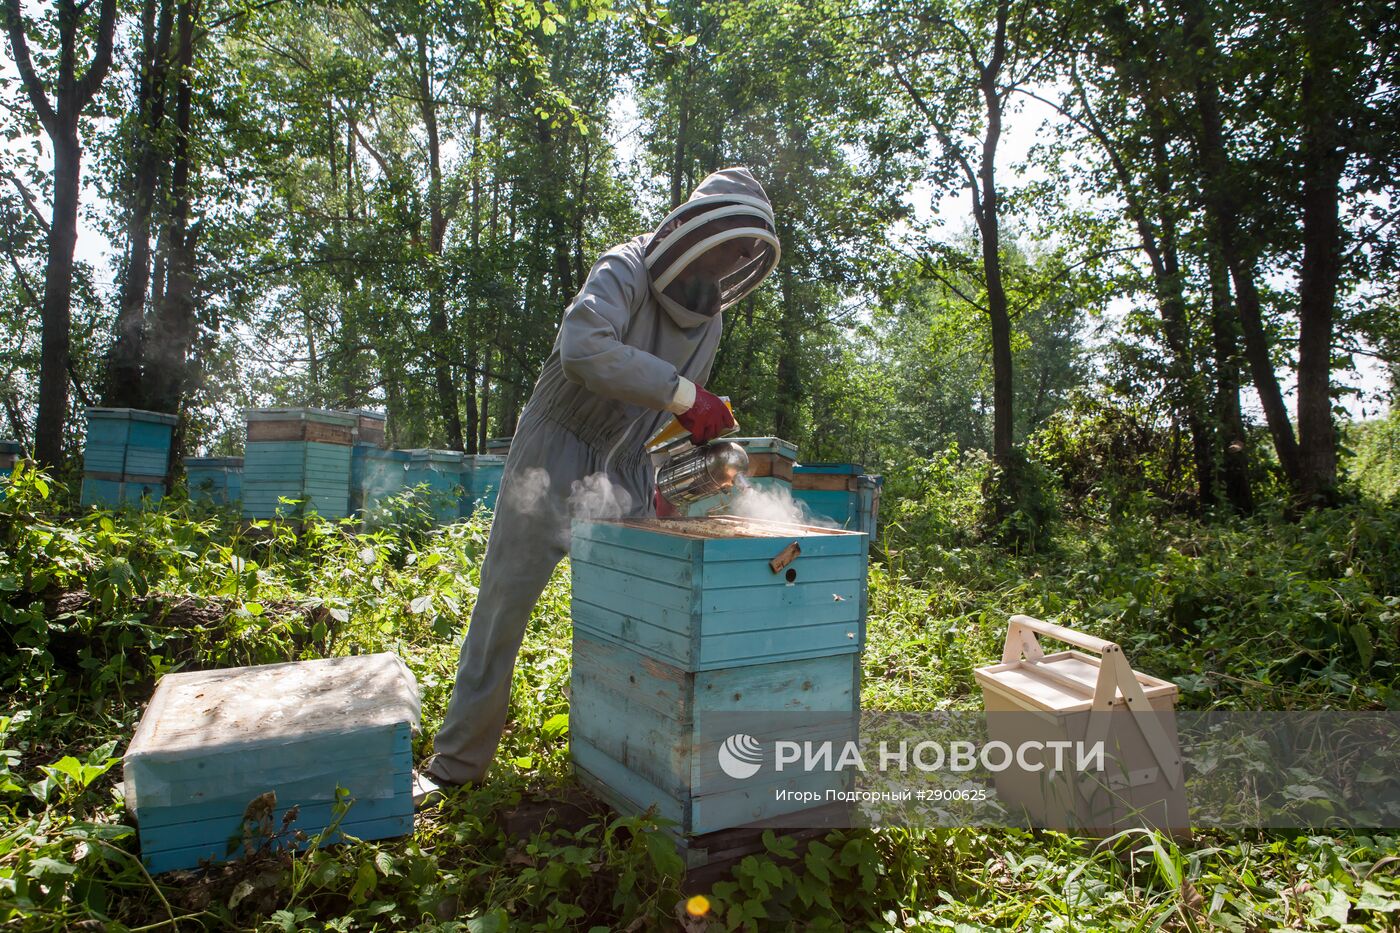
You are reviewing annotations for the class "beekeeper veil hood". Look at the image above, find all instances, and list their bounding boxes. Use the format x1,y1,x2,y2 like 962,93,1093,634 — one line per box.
645,167,780,326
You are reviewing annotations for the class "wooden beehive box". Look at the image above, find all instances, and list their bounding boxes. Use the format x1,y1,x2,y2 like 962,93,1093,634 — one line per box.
571,516,867,670
184,457,243,505
0,440,22,479
462,454,505,515
974,615,1186,833
792,463,882,537
123,653,419,875
352,409,388,448
80,408,178,508
485,436,512,456
402,449,466,524
242,409,355,520
571,631,857,844
354,447,409,518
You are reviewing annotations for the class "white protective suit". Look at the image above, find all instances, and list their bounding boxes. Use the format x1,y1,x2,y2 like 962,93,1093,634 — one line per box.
426,167,780,785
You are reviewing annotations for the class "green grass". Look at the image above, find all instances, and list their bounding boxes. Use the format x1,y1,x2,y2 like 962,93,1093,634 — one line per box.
2,463,1399,930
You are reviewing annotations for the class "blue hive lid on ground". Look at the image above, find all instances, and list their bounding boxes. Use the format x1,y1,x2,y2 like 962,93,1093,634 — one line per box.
123,653,419,816
85,407,179,426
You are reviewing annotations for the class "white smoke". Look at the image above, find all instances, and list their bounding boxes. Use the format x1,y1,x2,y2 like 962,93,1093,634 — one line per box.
725,479,838,528
504,466,552,514
568,471,634,523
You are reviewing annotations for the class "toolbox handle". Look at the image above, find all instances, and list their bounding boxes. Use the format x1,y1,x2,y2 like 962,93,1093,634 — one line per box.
1002,614,1117,663
1004,614,1182,788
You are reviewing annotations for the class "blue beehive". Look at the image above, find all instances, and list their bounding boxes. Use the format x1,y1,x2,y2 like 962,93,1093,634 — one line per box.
681,436,797,517
242,409,355,520
569,516,866,850
184,457,243,505
792,463,883,538
355,447,409,519
462,454,506,515
402,449,466,524
123,653,418,875
0,440,21,481
80,408,178,508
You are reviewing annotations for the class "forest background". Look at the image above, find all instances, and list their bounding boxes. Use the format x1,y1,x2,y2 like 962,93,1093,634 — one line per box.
3,0,1400,929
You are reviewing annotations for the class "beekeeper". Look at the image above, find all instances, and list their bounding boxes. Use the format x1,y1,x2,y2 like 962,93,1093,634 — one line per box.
418,167,781,796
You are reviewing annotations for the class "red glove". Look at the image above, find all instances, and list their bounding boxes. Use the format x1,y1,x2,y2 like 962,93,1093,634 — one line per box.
676,387,736,444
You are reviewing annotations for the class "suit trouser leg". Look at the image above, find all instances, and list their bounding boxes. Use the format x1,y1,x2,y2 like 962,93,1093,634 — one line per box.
425,464,568,785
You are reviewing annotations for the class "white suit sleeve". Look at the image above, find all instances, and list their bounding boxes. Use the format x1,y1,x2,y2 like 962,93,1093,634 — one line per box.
559,248,686,410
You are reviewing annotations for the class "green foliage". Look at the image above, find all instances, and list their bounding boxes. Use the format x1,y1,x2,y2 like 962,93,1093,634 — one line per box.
3,464,1399,928
1346,410,1400,503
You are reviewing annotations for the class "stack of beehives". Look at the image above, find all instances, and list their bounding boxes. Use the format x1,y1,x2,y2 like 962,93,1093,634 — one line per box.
79,408,178,508
242,408,357,520
568,515,868,870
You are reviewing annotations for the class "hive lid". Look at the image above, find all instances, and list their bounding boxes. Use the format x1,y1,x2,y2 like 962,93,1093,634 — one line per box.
352,409,387,422
243,408,357,426
974,649,1178,714
402,448,464,464
726,436,799,460
604,515,863,540
794,461,863,475
85,407,179,426
124,653,419,812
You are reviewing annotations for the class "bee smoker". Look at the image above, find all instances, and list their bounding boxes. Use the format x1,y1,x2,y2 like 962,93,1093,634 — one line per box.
655,439,750,507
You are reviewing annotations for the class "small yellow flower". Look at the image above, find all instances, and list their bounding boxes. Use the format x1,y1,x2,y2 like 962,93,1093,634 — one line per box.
685,894,711,917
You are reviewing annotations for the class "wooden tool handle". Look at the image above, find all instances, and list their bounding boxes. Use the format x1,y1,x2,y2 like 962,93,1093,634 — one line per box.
1002,614,1117,664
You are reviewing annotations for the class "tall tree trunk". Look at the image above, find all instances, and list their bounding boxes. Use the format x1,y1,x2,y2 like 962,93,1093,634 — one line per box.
1207,233,1254,512
142,0,199,415
5,0,117,467
1186,8,1304,492
416,27,463,450
669,69,691,210
1294,0,1346,504
103,0,173,408
977,12,1013,463
773,222,802,440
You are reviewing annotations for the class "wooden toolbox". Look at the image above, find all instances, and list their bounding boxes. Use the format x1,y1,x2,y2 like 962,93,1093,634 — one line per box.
242,409,355,520
974,615,1186,833
123,653,419,875
570,516,867,671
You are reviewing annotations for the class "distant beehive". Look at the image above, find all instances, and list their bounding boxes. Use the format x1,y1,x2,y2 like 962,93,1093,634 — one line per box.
484,436,512,456
242,408,355,520
792,463,882,537
352,409,388,448
123,653,419,874
462,454,506,515
0,440,22,481
184,456,243,505
354,447,409,519
80,408,178,509
681,436,799,517
570,516,868,867
401,449,466,524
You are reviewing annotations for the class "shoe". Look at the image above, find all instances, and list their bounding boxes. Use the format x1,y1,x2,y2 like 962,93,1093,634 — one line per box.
412,770,452,809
